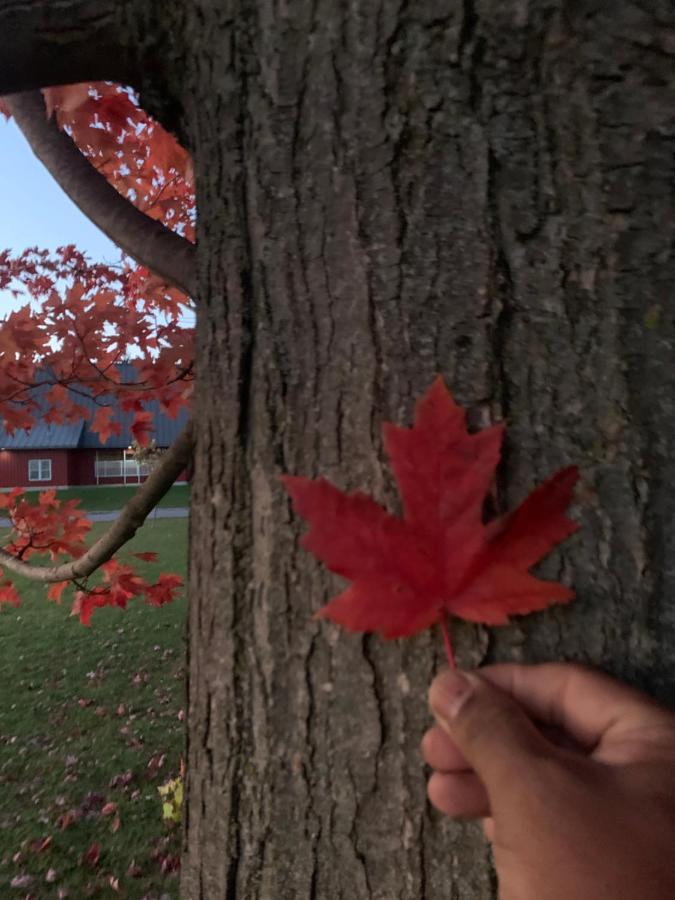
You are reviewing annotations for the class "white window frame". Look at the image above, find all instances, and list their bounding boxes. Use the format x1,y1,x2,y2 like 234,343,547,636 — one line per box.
28,458,52,482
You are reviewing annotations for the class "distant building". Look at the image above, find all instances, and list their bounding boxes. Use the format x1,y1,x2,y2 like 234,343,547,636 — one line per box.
0,365,189,489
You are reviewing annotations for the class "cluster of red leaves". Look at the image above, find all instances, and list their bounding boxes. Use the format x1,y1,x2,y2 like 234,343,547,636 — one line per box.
0,487,90,559
0,81,196,443
0,487,89,609
0,85,194,622
0,246,194,443
42,83,194,240
70,562,183,627
284,378,580,661
0,489,183,624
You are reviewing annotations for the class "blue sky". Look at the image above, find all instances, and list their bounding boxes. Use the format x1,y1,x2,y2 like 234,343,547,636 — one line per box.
0,118,121,314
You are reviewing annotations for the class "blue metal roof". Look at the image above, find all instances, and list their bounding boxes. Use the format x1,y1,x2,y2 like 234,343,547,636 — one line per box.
0,364,188,450
0,421,84,450
79,397,189,449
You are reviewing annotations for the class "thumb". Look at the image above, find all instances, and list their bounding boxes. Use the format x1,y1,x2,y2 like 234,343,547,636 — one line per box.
429,669,552,793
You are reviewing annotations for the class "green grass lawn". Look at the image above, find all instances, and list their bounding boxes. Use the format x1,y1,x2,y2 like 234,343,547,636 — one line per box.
0,517,188,898
23,483,190,513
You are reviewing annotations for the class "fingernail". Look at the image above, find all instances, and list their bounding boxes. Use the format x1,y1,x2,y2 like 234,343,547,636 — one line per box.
430,670,475,722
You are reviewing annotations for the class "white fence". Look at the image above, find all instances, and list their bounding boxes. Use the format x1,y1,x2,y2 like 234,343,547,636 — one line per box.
95,458,151,482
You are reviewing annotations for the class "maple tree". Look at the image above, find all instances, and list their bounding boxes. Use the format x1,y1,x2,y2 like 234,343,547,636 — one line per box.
0,83,195,620
2,3,671,897
284,378,579,666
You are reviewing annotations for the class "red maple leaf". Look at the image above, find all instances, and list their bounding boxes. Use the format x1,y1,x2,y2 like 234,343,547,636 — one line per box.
47,581,69,603
282,378,579,662
131,410,153,447
144,573,184,607
0,581,20,607
92,406,122,444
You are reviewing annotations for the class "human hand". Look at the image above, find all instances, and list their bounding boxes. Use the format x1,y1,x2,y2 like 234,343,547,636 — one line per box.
422,663,675,899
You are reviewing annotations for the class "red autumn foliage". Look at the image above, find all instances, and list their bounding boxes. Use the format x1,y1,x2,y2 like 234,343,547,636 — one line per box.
283,378,579,654
0,83,193,620
0,250,194,439
1,85,194,440
70,560,183,626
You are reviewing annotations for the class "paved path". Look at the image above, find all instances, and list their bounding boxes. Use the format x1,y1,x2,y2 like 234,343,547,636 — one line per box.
88,506,189,522
0,506,189,528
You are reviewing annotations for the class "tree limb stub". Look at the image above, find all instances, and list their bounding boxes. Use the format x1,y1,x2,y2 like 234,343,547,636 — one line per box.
0,420,193,583
0,0,137,95
8,90,196,297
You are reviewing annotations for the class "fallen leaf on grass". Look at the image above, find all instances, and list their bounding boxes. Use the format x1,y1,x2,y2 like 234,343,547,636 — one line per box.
57,810,79,830
146,753,166,777
109,771,133,789
80,792,106,817
29,836,52,853
101,802,117,817
83,841,101,868
159,854,180,874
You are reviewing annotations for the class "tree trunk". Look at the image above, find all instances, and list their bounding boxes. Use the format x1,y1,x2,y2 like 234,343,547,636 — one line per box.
172,1,675,896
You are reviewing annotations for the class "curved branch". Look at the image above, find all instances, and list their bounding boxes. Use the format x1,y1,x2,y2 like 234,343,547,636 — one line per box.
0,0,137,95
8,91,196,297
0,420,193,583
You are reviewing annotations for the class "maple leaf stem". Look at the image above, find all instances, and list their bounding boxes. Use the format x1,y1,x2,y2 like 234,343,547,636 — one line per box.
438,612,456,669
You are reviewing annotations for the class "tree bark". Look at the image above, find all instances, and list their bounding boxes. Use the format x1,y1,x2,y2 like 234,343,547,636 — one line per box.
176,1,675,897
0,0,138,93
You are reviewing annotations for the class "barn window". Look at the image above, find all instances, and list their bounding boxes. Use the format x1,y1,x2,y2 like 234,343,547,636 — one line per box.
28,459,52,482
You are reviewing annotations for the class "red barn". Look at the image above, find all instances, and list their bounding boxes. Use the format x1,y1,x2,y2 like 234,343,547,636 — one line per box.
0,368,189,489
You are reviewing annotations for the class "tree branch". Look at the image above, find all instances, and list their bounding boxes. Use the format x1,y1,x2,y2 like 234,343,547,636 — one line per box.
0,0,137,94
8,91,196,297
0,420,193,583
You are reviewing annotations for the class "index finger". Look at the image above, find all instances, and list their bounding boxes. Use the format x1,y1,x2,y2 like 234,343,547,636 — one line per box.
475,662,671,750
